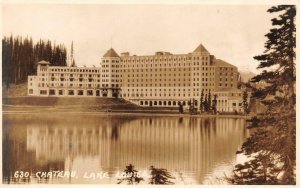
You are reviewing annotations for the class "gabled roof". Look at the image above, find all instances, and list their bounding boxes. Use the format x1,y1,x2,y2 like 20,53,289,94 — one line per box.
103,48,119,57
212,59,236,67
193,44,209,53
37,60,50,65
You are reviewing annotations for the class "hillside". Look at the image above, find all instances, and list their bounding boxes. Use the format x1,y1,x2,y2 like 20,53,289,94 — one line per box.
2,82,28,97
239,71,256,83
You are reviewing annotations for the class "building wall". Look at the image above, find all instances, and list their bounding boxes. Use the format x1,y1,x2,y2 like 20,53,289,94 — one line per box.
27,45,246,112
214,91,245,112
28,76,39,96
214,66,238,91
119,53,206,101
101,57,121,97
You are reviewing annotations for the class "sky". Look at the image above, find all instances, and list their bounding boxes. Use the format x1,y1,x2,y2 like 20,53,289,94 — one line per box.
2,3,275,73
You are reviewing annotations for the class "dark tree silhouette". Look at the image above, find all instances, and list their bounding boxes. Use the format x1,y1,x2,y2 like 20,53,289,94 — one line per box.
2,35,67,87
117,164,144,185
208,89,212,112
228,5,296,185
212,94,217,114
178,102,184,113
204,94,209,112
242,90,249,114
200,89,204,112
149,166,174,185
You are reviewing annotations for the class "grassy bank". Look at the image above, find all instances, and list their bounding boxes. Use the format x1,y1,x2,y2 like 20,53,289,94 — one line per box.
2,96,180,113
2,82,28,97
2,96,251,119
2,83,251,118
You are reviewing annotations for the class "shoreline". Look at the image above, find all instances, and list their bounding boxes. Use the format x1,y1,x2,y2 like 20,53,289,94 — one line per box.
2,97,253,119
2,105,252,119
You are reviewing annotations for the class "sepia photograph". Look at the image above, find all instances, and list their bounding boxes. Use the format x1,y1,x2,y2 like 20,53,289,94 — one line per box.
1,0,297,186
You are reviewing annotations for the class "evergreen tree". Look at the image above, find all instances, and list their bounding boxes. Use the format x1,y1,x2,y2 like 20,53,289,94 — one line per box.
2,35,67,88
228,5,296,184
178,102,184,113
212,94,217,114
242,90,249,114
149,166,174,185
208,89,212,112
117,164,144,184
204,94,208,112
200,89,204,112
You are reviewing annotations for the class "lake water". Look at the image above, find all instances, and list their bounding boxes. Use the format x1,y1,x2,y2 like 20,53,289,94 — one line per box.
2,113,249,184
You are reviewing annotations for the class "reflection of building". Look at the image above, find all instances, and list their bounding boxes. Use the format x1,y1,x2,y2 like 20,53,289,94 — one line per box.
26,115,249,184
111,117,248,183
27,125,112,165
28,44,247,112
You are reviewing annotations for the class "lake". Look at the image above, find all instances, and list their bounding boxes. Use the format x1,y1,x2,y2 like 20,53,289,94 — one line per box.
2,113,249,184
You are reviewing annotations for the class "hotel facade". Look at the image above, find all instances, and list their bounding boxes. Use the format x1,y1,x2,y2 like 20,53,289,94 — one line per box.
28,44,248,112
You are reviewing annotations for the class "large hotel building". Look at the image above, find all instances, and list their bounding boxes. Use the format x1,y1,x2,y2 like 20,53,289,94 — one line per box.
28,44,247,112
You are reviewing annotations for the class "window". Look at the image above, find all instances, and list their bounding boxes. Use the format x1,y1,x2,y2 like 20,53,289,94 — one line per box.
87,90,93,96
78,90,84,95
40,90,47,95
49,89,55,95
68,90,74,95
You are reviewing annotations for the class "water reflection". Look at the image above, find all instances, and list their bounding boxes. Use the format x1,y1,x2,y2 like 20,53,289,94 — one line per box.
2,113,249,184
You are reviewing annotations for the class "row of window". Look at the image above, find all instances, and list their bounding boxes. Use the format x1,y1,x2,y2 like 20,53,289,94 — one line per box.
219,83,235,87
101,79,120,83
118,55,209,63
120,67,217,73
36,81,232,88
137,100,242,107
46,83,101,88
124,88,213,93
101,74,120,77
50,74,100,77
37,89,120,97
215,93,242,97
50,78,100,82
139,100,193,107
220,78,234,82
102,59,119,63
39,64,235,73
39,77,233,85
47,68,100,73
123,93,198,98
124,83,217,87
118,62,210,68
126,88,197,92
45,83,120,88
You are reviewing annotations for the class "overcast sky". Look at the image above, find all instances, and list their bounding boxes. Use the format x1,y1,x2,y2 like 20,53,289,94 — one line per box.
2,3,274,73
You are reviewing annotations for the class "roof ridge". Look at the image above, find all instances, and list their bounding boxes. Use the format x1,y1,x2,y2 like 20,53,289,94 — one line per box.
213,58,236,67
103,48,119,57
193,44,209,53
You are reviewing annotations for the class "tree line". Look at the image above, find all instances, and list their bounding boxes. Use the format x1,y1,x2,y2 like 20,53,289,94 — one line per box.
229,5,295,184
2,35,67,87
179,89,249,114
199,89,217,113
178,89,218,114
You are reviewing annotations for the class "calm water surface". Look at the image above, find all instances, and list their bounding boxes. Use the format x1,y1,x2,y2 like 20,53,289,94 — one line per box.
2,113,249,184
